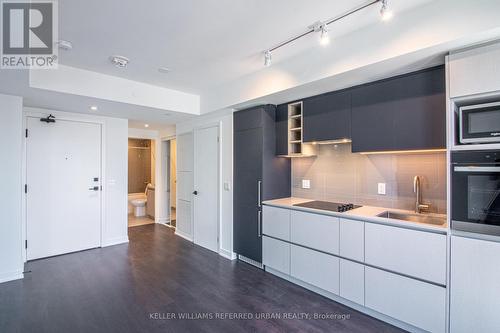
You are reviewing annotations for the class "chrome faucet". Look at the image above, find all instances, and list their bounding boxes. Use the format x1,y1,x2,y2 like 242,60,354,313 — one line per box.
413,176,430,214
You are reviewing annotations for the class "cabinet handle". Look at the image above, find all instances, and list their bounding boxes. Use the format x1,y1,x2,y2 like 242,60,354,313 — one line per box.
258,210,262,237
454,166,500,172
257,180,262,207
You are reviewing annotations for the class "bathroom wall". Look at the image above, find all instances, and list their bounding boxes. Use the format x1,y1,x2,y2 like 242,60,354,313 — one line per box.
292,144,446,213
128,138,151,193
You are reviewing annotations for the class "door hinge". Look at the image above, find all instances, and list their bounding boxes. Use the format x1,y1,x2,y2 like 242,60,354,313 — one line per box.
25,129,28,138
217,136,220,143
24,184,27,193
25,240,27,249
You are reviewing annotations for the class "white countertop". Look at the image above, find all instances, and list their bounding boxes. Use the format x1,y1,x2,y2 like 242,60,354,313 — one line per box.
262,197,448,234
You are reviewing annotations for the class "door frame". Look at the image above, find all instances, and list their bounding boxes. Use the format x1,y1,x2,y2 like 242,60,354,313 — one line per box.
193,122,221,253
128,131,162,224
22,110,106,262
160,134,176,227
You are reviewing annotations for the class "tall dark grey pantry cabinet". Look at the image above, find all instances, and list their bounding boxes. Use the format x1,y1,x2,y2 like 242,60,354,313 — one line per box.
233,105,291,263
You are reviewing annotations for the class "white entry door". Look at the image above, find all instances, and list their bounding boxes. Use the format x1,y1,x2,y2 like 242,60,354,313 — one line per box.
193,125,219,253
26,117,102,260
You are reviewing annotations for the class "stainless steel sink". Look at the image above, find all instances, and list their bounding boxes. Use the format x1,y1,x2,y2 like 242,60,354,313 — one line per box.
377,211,446,226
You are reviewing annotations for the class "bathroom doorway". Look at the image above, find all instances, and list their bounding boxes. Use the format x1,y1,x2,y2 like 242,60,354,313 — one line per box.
162,138,177,228
128,138,156,227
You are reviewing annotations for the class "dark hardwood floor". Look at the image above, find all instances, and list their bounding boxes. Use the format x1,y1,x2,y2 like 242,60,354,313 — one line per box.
0,224,405,333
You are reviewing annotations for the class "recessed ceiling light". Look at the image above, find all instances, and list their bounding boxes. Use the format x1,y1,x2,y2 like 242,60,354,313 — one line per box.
109,55,130,68
144,124,149,128
57,40,73,51
158,67,171,73
89,106,98,111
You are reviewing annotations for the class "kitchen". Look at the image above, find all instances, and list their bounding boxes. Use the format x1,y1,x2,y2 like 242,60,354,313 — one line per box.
1,1,500,332
233,41,500,333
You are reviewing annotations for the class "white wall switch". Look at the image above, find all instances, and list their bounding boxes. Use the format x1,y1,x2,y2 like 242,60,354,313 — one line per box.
302,179,311,189
224,181,231,191
377,183,386,195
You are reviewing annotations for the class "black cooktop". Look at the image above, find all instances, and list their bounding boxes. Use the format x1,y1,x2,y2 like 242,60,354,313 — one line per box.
293,200,362,213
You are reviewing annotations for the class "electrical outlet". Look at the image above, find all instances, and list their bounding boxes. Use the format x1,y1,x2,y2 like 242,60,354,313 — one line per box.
377,183,386,195
302,179,311,189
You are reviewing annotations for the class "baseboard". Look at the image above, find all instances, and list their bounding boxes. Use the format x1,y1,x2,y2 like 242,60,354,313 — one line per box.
0,270,24,284
157,217,169,224
219,248,237,260
102,236,129,247
174,230,193,242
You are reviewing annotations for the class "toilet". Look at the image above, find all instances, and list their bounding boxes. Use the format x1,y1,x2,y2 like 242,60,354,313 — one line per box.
130,197,147,217
128,184,155,217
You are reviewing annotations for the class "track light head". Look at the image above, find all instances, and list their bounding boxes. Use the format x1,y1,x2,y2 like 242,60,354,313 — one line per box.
264,50,272,67
319,24,330,46
380,0,393,21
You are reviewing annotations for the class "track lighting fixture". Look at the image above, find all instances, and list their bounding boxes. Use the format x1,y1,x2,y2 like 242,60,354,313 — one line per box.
380,0,393,21
262,0,392,66
264,50,272,67
319,24,330,46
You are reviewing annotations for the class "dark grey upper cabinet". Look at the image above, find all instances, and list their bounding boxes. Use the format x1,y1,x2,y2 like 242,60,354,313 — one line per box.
302,90,351,143
351,65,446,153
275,104,288,156
234,105,290,263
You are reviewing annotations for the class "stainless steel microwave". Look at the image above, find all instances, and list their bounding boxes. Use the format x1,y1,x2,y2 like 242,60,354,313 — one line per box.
459,101,500,144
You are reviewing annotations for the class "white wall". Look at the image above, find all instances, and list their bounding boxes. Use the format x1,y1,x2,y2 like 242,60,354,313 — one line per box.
0,94,24,283
176,109,235,259
23,107,129,248
103,116,129,246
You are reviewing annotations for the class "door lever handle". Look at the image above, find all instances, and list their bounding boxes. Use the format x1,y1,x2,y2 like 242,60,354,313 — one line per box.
88,186,99,191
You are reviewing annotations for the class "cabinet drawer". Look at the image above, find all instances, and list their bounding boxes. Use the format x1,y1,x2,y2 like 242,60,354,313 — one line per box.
290,210,339,255
365,223,446,285
340,259,364,306
365,267,446,333
263,236,290,275
263,206,290,241
339,218,364,261
291,244,339,295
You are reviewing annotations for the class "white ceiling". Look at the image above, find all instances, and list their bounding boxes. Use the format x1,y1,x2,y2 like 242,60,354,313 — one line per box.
2,0,500,130
57,0,433,95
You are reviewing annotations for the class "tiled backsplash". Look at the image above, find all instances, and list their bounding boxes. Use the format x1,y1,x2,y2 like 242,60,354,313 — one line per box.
292,144,447,213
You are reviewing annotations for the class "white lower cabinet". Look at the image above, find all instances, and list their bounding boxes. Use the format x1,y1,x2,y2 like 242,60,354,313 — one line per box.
262,205,449,332
339,218,364,261
339,259,364,306
365,267,446,333
290,210,339,255
262,206,291,241
290,244,340,295
450,236,500,333
263,236,290,275
365,223,446,285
